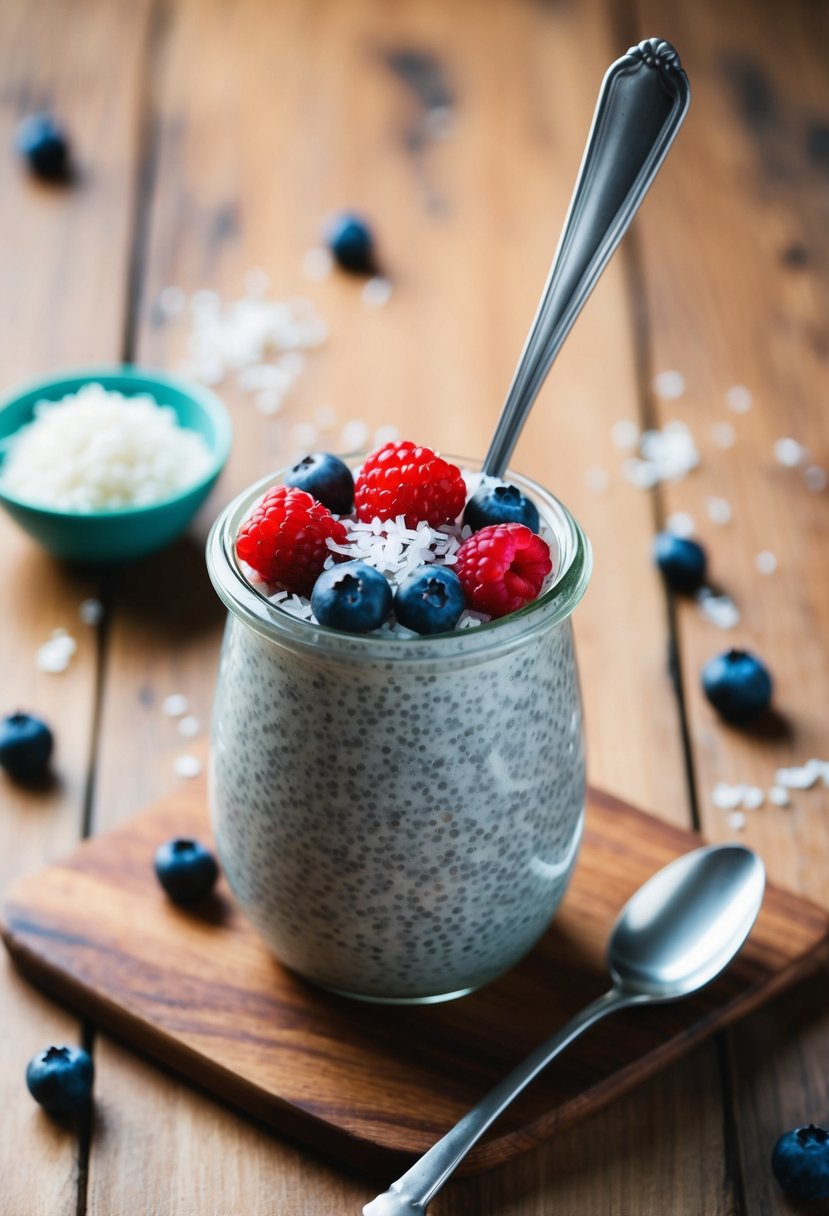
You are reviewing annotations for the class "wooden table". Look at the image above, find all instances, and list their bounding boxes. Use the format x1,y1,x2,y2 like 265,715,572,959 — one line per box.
2,1,827,1212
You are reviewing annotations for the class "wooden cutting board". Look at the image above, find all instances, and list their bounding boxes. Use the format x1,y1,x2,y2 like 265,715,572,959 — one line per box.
3,786,827,1176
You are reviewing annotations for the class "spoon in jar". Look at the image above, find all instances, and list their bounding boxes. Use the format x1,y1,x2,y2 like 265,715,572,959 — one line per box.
482,38,690,480
363,842,765,1215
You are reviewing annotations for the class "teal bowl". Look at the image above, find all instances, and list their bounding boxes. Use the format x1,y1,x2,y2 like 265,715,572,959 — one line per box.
0,366,232,563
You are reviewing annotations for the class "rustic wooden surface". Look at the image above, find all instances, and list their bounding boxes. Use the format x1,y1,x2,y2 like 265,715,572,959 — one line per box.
6,786,826,1175
0,0,827,1212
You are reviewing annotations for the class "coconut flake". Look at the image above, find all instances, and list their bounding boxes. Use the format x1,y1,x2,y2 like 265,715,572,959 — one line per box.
652,370,686,399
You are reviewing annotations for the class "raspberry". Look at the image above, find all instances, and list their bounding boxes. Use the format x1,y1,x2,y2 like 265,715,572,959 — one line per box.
235,485,347,594
354,441,466,528
455,523,552,619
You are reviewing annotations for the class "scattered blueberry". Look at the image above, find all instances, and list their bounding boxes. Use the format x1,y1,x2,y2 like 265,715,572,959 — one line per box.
15,114,71,182
284,452,354,514
653,532,707,594
772,1125,829,1203
463,481,540,534
324,212,375,274
701,648,773,723
154,838,219,904
0,712,54,782
395,566,465,635
26,1045,93,1115
311,561,392,633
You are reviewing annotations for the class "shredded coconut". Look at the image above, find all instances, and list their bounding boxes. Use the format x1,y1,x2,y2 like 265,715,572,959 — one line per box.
623,420,699,487
36,629,77,674
725,385,752,413
696,588,740,629
174,754,202,779
652,370,686,400
163,694,189,718
2,384,213,512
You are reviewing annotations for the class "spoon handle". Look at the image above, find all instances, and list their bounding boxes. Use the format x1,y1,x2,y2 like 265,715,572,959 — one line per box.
482,38,690,479
363,987,636,1216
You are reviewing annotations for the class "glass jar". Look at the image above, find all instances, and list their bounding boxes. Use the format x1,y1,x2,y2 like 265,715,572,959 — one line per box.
206,460,591,1003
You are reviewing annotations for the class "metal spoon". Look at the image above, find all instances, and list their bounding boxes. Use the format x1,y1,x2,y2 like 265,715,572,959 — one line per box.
483,37,690,479
363,843,765,1215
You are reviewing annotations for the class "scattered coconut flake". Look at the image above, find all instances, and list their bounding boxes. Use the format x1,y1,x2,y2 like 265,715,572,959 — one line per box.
244,267,270,297
255,388,284,416
804,465,828,492
611,420,640,451
624,420,699,487
362,277,393,308
174,754,202,779
373,423,401,447
774,760,824,790
340,419,371,451
725,385,752,413
696,588,740,629
710,421,737,449
279,351,307,378
755,550,777,575
712,782,746,810
156,285,186,319
707,496,732,525
584,466,609,493
79,598,104,626
727,811,747,832
313,404,338,431
666,511,695,537
769,785,790,808
178,715,201,739
743,786,765,810
36,630,78,674
292,422,319,449
163,693,189,718
302,246,334,281
652,370,686,399
774,437,808,468
181,285,327,394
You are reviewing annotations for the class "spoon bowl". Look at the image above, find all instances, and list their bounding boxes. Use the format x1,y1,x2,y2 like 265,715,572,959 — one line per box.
609,844,766,1000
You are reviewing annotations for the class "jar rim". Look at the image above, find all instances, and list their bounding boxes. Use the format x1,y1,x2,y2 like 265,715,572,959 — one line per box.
206,456,592,663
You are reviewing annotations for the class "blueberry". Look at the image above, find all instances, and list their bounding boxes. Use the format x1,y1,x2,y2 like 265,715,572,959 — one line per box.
15,114,71,181
653,532,707,594
26,1045,93,1115
311,561,392,633
463,481,540,533
701,648,773,723
284,452,354,514
772,1125,829,1202
324,212,375,274
0,712,54,782
395,566,465,635
154,838,219,904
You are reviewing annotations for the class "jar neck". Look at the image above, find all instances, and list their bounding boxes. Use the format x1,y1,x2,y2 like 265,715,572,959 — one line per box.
206,458,592,667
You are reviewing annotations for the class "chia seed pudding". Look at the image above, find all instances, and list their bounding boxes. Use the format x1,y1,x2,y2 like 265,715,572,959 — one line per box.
206,458,591,1003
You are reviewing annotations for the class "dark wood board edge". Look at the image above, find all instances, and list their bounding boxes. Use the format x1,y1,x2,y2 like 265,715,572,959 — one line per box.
4,893,828,1178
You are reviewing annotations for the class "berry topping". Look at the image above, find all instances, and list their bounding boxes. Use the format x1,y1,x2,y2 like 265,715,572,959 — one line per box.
324,211,376,274
772,1125,829,1203
236,485,347,594
311,561,393,633
463,481,540,534
15,114,71,182
653,532,707,594
284,452,354,515
26,1045,93,1115
394,566,465,635
701,648,773,723
154,838,219,904
455,524,552,619
354,441,466,529
0,712,54,783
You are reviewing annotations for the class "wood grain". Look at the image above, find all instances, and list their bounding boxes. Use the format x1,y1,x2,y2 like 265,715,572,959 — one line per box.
4,786,827,1176
0,0,153,1211
629,0,829,1211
